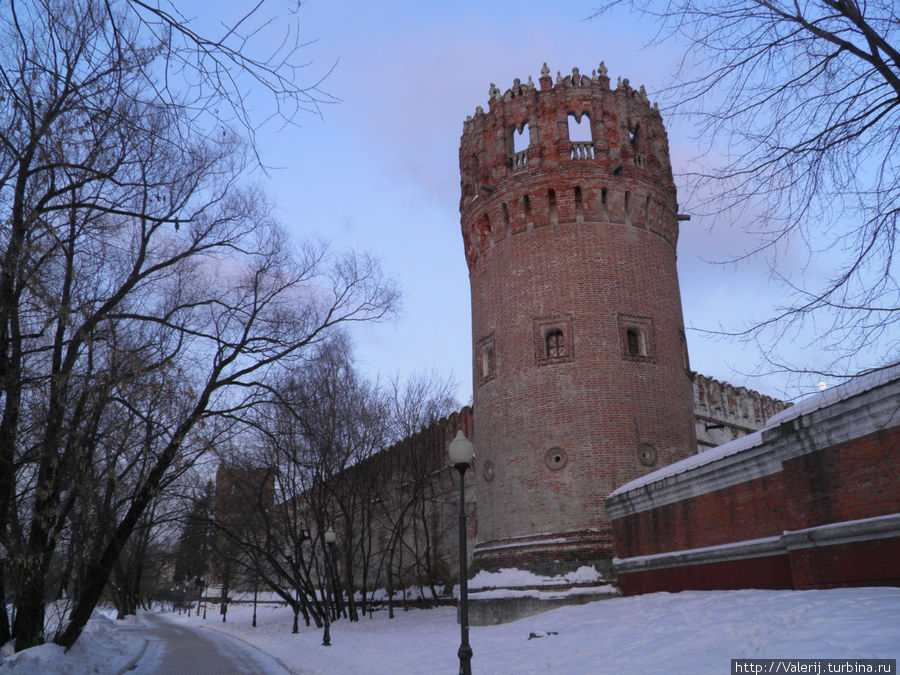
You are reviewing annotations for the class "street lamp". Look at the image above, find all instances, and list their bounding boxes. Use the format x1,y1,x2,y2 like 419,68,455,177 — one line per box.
448,429,474,675
322,527,336,647
252,574,258,628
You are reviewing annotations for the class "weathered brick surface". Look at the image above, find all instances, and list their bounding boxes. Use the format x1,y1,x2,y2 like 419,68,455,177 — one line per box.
782,426,900,529
609,401,900,592
613,471,788,559
619,555,792,595
789,537,900,589
461,66,695,571
614,425,900,561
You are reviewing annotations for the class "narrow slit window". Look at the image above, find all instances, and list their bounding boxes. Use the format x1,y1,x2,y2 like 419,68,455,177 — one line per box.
523,194,531,217
548,189,558,224
477,334,497,382
574,186,584,220
501,202,510,228
626,328,643,357
481,347,494,378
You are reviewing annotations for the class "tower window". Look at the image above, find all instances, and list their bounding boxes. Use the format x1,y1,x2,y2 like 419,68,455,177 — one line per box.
513,122,530,153
482,347,494,377
619,315,654,361
533,315,575,365
523,194,531,217
626,327,644,357
568,113,594,159
574,186,584,221
477,334,496,384
546,329,565,358
548,189,558,225
567,113,592,142
511,122,530,169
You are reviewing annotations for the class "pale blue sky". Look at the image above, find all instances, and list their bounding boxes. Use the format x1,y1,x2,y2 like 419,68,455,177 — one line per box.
193,0,850,404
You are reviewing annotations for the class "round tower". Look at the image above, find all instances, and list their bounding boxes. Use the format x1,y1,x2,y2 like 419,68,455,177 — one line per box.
460,64,696,576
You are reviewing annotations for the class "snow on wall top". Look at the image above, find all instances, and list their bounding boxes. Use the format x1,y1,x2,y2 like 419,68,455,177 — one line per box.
607,428,765,499
608,362,900,500
764,362,900,427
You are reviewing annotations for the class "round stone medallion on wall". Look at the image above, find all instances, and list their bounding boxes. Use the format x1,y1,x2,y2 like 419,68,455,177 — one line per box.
544,447,568,471
637,442,658,467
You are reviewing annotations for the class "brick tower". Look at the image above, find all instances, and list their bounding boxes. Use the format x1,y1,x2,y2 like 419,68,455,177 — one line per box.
460,64,696,576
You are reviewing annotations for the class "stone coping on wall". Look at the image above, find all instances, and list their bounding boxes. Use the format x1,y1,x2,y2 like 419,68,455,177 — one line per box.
606,365,900,519
613,512,900,574
765,364,900,428
467,586,620,626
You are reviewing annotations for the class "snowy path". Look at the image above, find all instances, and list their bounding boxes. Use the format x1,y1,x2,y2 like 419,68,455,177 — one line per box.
123,612,296,674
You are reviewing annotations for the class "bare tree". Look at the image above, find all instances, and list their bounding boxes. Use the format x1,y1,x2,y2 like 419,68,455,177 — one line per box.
594,0,900,382
0,0,397,650
263,334,391,623
377,371,458,615
388,370,458,443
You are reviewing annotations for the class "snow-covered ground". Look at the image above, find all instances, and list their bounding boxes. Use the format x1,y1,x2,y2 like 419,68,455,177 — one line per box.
0,608,144,675
2,587,899,674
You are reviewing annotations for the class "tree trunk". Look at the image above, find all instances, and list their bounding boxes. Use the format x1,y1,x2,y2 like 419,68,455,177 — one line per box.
0,569,11,645
12,570,46,650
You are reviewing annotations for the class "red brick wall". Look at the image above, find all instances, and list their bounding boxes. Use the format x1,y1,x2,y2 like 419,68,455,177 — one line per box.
789,537,900,589
619,555,792,595
782,426,900,530
613,471,788,558
611,421,900,592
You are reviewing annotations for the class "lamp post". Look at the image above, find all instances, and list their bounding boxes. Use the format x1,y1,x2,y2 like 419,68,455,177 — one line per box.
221,562,230,623
0,543,8,643
252,576,258,628
322,527,336,647
284,544,299,634
285,528,310,634
193,576,202,618
448,429,474,675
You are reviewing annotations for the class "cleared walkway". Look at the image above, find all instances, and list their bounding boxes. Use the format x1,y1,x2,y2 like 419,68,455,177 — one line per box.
122,613,294,674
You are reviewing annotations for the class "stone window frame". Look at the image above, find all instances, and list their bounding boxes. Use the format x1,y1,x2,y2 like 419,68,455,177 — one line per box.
477,333,497,384
618,314,655,362
533,314,575,365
